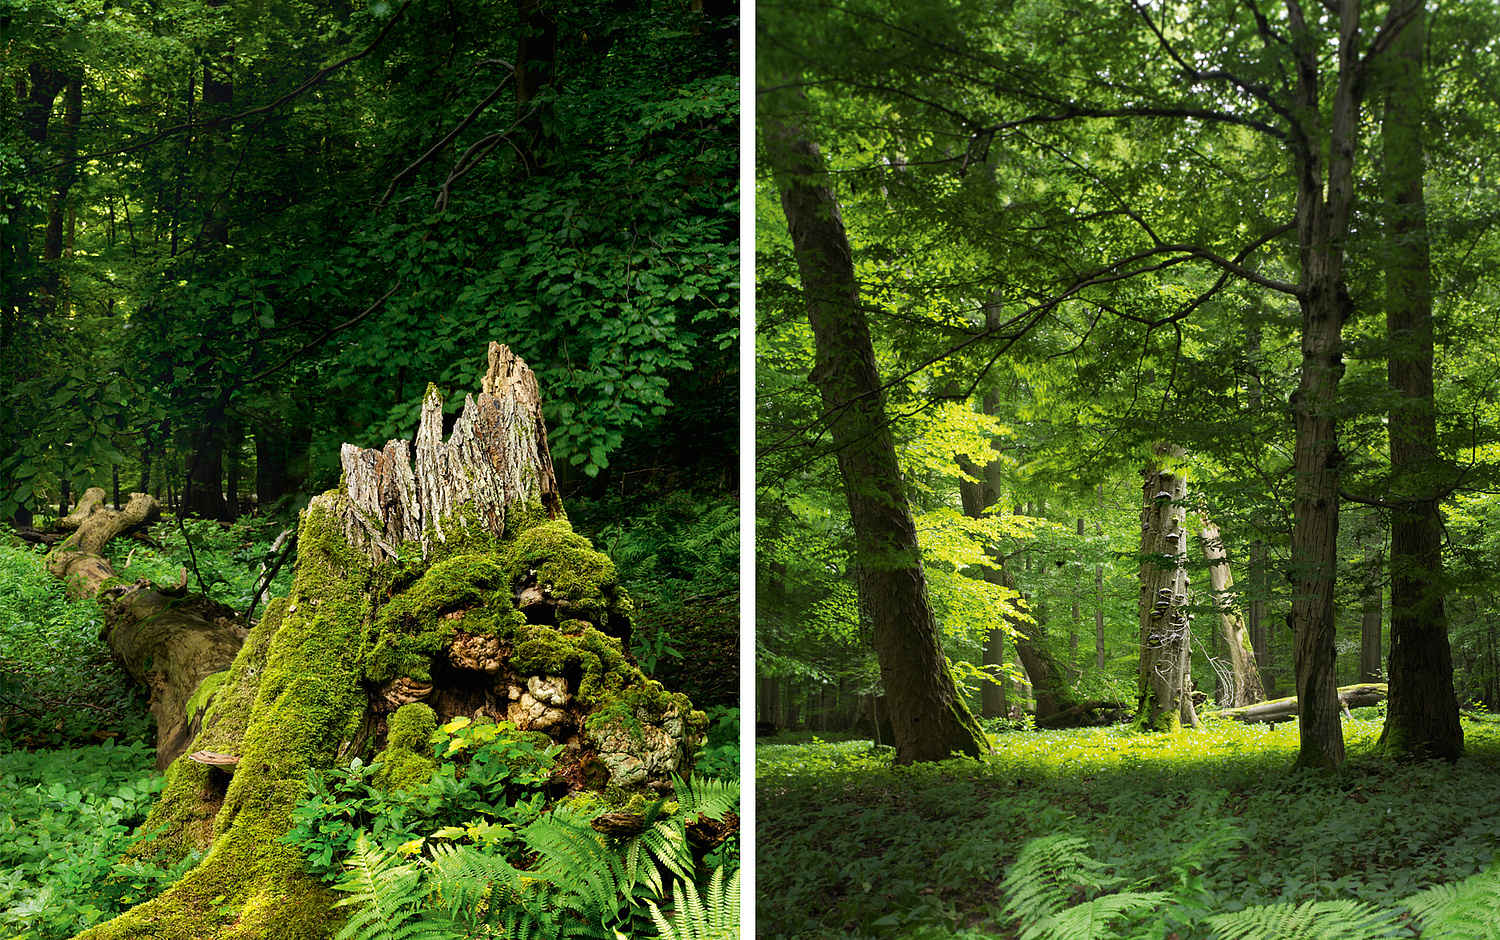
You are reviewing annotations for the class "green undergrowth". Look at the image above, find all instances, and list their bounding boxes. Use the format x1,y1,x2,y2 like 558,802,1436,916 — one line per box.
0,543,152,746
286,714,741,939
0,739,192,939
757,718,1500,939
573,489,739,712
101,514,298,615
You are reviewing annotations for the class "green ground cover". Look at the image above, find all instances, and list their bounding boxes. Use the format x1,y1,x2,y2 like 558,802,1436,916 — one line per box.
756,719,1500,939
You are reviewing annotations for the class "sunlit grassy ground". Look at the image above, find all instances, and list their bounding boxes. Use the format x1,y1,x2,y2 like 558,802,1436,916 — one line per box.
756,715,1500,939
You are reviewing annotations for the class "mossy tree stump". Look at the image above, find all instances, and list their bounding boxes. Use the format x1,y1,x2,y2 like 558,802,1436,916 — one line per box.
77,343,706,940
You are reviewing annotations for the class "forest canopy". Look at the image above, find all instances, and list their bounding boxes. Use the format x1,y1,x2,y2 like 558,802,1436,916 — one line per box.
2,0,738,522
756,0,1500,767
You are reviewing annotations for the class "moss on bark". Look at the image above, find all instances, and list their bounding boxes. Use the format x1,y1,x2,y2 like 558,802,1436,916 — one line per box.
77,493,371,940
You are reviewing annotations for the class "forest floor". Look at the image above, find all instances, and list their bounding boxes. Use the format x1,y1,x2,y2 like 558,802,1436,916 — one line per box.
756,716,1500,939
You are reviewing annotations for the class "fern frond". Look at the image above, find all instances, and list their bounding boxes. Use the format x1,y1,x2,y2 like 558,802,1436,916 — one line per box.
1403,863,1500,940
1204,898,1397,940
645,866,740,940
1021,891,1171,940
524,809,631,928
1001,835,1116,925
427,842,553,934
673,774,740,822
332,833,453,940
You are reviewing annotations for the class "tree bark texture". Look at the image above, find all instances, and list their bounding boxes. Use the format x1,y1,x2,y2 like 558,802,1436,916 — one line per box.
1198,517,1265,707
1283,0,1368,772
76,344,705,940
1377,0,1462,762
766,119,987,764
46,487,248,770
1135,447,1198,731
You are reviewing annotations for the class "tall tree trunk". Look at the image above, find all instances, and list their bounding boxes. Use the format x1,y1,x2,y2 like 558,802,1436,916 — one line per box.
1135,445,1198,731
1357,512,1385,683
1198,516,1266,707
200,0,234,248
515,0,558,171
766,118,987,764
1376,0,1462,761
255,412,289,510
1071,516,1083,680
1283,0,1372,772
42,73,84,313
1096,485,1106,672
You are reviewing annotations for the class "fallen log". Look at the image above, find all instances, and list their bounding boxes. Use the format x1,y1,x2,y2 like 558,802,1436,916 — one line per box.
45,487,247,769
1214,683,1388,724
1034,699,1132,729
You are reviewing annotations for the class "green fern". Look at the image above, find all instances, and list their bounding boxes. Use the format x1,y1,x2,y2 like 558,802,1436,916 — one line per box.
645,865,739,940
332,833,454,940
522,808,636,937
1000,835,1168,940
426,842,558,938
1403,862,1500,940
673,774,739,822
1204,898,1398,940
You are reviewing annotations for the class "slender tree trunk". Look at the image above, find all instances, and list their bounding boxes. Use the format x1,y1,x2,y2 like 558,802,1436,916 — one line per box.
515,0,558,170
1096,485,1106,672
1357,512,1385,683
1071,517,1082,680
1283,0,1371,772
766,118,987,764
1376,0,1462,761
1135,445,1198,731
42,73,84,313
1198,516,1266,707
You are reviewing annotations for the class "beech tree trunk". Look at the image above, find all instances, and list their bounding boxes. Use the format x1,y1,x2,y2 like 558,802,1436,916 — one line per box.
1198,516,1265,707
1135,445,1198,731
1283,0,1372,772
75,344,704,940
1377,0,1462,762
766,117,988,764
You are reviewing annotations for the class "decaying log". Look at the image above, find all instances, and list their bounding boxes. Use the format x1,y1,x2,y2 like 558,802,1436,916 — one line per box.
47,489,160,597
1215,683,1388,724
1034,700,1132,729
44,487,247,770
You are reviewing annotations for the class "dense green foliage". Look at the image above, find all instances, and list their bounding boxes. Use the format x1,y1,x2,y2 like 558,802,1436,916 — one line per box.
0,543,150,746
757,718,1500,939
2,0,737,521
755,0,1500,756
284,714,740,939
0,740,188,940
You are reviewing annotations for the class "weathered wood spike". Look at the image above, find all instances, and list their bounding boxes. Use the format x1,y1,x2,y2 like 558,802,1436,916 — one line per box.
341,343,562,564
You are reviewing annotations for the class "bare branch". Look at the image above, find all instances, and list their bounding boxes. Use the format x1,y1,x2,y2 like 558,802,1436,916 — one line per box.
377,67,517,211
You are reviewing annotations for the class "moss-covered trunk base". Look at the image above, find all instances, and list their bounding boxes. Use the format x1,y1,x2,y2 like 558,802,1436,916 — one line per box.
76,344,706,939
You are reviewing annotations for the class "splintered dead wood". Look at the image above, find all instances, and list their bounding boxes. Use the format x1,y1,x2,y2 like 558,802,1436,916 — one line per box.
339,341,564,564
